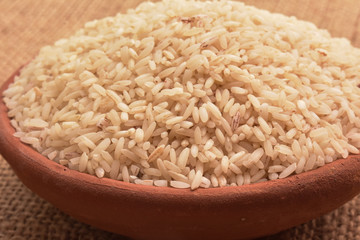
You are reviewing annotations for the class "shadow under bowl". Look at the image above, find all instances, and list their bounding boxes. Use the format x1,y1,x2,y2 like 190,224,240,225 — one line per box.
1,68,360,240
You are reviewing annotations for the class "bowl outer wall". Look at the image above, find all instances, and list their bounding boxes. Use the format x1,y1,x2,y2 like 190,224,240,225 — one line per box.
1,69,360,240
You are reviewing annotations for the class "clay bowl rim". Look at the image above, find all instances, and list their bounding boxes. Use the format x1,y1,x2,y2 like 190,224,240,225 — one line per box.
0,67,358,202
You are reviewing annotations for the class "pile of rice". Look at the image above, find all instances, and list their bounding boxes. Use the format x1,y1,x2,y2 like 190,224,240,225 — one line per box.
3,0,360,190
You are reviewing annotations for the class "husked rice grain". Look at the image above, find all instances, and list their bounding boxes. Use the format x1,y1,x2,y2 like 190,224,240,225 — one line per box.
177,148,190,169
250,170,266,183
110,160,121,179
200,177,211,188
79,152,89,173
95,167,105,178
268,165,286,173
279,163,297,179
191,170,203,190
154,180,168,187
170,181,190,189
4,0,360,190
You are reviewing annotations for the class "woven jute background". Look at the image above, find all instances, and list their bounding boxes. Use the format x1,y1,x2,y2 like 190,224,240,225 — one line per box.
1,1,360,239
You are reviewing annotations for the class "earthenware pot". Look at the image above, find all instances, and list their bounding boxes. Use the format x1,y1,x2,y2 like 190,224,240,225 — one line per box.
1,68,360,240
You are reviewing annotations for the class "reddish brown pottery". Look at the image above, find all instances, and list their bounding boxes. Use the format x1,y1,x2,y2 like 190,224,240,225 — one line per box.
1,68,360,240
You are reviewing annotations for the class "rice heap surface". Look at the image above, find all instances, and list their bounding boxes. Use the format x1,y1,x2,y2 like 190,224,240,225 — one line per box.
3,0,360,190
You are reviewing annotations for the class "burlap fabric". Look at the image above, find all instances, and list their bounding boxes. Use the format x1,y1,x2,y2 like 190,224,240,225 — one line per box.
0,1,360,239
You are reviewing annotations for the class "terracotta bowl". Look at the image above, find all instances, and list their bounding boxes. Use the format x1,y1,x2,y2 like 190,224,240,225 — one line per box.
1,69,360,240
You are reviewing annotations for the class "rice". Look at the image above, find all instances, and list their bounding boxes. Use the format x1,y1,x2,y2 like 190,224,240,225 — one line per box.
279,163,297,179
154,179,168,187
3,0,360,190
95,167,105,178
170,181,190,189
